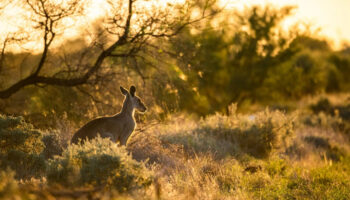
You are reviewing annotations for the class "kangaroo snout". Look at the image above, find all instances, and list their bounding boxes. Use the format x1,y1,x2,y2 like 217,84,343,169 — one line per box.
140,105,147,113
137,101,147,113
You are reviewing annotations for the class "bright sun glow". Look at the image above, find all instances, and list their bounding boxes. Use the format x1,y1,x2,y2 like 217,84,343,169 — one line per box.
220,0,350,49
1,0,350,51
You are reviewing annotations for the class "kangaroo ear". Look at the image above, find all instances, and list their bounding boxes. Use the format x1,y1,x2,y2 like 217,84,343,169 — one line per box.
130,85,136,97
120,86,129,96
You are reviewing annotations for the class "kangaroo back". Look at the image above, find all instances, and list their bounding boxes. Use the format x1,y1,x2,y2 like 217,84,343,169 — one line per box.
71,117,109,144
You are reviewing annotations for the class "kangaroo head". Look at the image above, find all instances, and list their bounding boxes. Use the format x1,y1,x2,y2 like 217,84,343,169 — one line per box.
120,85,147,113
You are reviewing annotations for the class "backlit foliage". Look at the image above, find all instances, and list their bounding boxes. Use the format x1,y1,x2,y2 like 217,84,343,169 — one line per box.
0,114,46,179
47,137,152,192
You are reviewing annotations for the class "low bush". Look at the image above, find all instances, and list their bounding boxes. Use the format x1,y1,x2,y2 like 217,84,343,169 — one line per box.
41,131,64,159
233,110,295,158
161,110,295,158
0,115,44,154
47,137,152,192
0,115,46,179
303,112,350,138
310,97,350,122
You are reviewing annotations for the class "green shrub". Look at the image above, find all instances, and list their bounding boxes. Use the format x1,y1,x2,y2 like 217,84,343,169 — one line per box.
0,115,46,179
47,137,152,192
0,115,44,154
303,112,350,136
234,110,294,158
161,109,295,158
41,131,64,159
0,151,46,180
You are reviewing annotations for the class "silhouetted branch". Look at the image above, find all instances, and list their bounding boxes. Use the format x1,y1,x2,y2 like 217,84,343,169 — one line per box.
0,0,218,99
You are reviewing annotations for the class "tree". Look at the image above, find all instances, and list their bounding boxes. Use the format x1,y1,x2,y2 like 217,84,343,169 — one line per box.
0,0,217,99
166,6,301,115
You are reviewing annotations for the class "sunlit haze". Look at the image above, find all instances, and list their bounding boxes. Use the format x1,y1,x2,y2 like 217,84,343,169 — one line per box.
222,0,350,49
1,0,350,50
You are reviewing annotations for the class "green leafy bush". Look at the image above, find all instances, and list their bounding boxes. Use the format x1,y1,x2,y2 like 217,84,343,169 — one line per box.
47,137,152,192
0,115,46,179
0,115,44,154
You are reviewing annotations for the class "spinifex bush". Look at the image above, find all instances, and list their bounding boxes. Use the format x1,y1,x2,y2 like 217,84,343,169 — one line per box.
47,137,152,192
0,115,46,179
202,110,295,158
161,109,295,158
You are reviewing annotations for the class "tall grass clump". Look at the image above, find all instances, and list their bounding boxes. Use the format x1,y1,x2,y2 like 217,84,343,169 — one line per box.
306,97,350,137
47,137,152,192
218,109,295,158
0,114,46,179
161,108,295,159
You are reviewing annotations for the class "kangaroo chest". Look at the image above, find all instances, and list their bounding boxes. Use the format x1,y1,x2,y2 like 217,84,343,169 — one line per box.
121,120,136,134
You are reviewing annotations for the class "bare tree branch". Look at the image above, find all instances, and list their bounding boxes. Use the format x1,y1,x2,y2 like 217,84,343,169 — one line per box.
0,0,219,99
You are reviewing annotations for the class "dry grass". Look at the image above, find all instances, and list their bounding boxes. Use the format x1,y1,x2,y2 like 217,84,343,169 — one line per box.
1,100,350,199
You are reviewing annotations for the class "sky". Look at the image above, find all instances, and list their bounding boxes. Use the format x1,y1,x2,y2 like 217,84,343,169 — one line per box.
224,0,350,49
1,0,350,50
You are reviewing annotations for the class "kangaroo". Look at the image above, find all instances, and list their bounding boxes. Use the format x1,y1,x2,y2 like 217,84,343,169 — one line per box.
71,85,147,145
